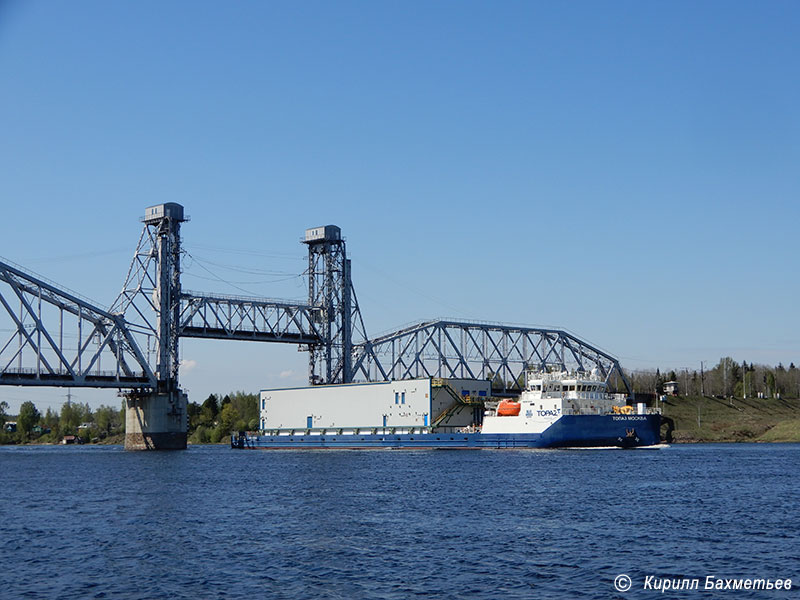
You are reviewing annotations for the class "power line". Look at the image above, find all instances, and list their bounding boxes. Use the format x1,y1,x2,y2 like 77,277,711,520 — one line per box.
183,272,302,285
183,250,302,297
188,255,299,277
190,243,303,261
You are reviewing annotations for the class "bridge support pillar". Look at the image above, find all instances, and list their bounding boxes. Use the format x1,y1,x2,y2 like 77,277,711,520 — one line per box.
124,390,188,450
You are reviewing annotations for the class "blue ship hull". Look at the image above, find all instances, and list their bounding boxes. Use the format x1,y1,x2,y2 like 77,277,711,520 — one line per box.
231,414,663,450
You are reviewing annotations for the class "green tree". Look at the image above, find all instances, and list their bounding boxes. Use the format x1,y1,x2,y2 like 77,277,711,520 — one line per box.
0,400,8,428
200,394,219,426
766,371,776,398
218,403,238,435
208,426,224,444
60,402,79,434
186,401,202,430
17,401,41,439
655,369,664,394
189,425,210,444
43,407,59,429
95,404,122,435
76,402,93,426
228,391,258,425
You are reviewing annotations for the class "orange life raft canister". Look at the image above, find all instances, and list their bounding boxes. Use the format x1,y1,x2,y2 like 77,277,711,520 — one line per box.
497,400,521,416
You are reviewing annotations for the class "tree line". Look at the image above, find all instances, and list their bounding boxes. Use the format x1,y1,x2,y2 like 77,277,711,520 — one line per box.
0,399,124,444
0,390,259,445
626,357,800,399
186,391,258,444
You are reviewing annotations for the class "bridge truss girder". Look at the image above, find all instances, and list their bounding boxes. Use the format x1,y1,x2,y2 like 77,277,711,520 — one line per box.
0,259,155,388
352,319,632,395
178,291,322,345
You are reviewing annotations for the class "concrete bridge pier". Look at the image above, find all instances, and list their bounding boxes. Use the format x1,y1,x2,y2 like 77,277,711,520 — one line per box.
124,389,188,450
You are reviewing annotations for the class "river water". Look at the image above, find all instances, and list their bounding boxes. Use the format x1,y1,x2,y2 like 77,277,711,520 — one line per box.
1,443,798,599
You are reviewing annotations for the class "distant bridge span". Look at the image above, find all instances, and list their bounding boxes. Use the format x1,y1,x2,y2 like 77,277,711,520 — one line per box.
353,319,631,396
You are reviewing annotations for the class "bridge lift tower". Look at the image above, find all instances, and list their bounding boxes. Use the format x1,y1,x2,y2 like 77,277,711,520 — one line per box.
113,203,188,450
303,225,367,386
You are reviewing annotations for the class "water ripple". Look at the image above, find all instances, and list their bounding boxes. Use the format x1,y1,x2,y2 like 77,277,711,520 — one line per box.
1,444,798,598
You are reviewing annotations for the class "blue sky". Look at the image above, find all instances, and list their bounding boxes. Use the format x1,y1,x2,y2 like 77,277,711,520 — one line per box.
1,1,798,411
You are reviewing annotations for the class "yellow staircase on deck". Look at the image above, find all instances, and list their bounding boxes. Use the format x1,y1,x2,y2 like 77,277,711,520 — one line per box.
430,378,486,428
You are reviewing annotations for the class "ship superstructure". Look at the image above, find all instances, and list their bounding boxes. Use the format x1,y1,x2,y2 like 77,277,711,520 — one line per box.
481,368,641,434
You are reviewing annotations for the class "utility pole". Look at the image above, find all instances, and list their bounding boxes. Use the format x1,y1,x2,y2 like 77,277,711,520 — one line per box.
723,359,727,398
700,361,705,396
743,360,747,399
655,383,659,414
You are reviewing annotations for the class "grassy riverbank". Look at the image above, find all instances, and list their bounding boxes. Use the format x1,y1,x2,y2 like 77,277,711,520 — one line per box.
660,395,800,443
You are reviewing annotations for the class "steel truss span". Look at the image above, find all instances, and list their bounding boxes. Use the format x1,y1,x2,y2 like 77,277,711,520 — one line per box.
178,291,321,345
352,320,633,395
0,259,155,388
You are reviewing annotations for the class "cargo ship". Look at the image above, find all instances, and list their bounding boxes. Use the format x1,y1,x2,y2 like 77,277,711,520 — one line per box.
231,368,663,449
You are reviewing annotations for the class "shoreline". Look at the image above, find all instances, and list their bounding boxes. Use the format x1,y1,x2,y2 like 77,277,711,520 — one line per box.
5,394,800,446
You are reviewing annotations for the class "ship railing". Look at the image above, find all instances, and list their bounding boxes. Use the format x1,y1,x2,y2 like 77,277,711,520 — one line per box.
436,425,477,434
258,426,434,436
562,407,609,416
562,406,662,416
527,369,605,383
